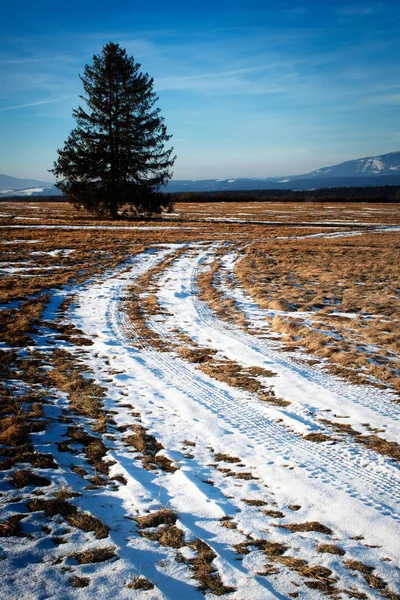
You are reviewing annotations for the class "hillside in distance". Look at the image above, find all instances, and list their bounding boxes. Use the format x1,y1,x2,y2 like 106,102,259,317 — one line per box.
165,151,400,192
0,174,60,197
1,151,399,196
288,150,400,181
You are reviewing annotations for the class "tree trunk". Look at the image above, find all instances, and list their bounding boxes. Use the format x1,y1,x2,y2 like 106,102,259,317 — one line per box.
110,199,118,219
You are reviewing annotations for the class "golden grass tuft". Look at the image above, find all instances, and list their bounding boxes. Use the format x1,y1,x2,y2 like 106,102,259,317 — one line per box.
242,498,268,506
0,514,26,537
278,521,332,535
188,538,236,595
136,508,177,529
28,498,109,538
317,543,345,556
124,425,177,472
127,576,154,590
214,452,241,463
303,432,334,443
9,469,51,489
72,547,116,564
141,524,185,548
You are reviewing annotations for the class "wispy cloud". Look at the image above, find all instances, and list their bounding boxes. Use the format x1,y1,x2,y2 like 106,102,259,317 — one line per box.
336,2,383,16
1,54,75,65
156,71,285,95
0,96,75,112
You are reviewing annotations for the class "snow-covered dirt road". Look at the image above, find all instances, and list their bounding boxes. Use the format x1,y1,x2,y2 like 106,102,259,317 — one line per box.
67,243,400,598
2,240,399,599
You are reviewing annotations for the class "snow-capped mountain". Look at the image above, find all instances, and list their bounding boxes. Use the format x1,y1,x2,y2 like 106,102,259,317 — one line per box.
290,151,400,181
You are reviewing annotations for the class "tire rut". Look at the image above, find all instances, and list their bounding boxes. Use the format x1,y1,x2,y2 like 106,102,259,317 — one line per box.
102,246,400,523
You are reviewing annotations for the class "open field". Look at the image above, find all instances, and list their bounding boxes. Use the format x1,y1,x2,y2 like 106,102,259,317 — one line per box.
0,200,399,599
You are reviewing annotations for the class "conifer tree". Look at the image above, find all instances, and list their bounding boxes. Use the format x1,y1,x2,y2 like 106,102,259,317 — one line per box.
51,42,176,218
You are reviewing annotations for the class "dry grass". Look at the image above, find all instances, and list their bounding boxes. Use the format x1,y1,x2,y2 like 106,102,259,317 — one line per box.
354,435,400,461
197,256,248,328
52,487,80,499
0,372,46,462
303,432,335,443
214,452,241,463
28,498,109,538
197,356,287,406
141,524,185,548
48,349,106,428
72,547,117,564
188,538,236,595
0,295,49,346
62,425,110,474
235,534,343,595
263,509,284,518
277,521,332,535
179,347,216,363
173,200,400,226
127,576,154,590
135,508,184,548
0,514,26,537
0,218,151,304
50,321,93,346
124,424,177,472
0,448,58,471
235,539,288,556
345,560,400,599
125,246,188,351
9,469,51,489
71,465,89,477
236,232,400,395
0,377,54,472
274,555,336,582
235,471,258,480
71,576,90,588
0,415,45,447
135,508,177,529
171,334,287,405
317,543,346,556
220,516,236,529
242,498,268,506
319,419,400,461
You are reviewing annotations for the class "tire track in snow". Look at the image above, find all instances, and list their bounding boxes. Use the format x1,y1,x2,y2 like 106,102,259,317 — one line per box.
74,244,400,527
142,247,400,520
192,248,400,424
70,246,400,597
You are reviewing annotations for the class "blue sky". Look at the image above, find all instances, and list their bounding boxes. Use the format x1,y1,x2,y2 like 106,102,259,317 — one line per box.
1,0,399,181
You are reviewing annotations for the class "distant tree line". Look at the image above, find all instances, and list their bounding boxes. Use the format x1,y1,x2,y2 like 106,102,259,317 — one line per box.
0,196,67,203
168,186,400,203
2,185,400,205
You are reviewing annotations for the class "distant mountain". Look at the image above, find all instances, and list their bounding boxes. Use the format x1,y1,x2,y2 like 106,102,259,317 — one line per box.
164,151,400,192
1,151,399,196
0,173,61,197
286,151,400,182
0,174,53,190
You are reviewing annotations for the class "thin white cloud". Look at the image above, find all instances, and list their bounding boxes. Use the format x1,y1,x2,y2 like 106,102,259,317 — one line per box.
2,54,75,65
336,3,383,16
0,96,75,112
